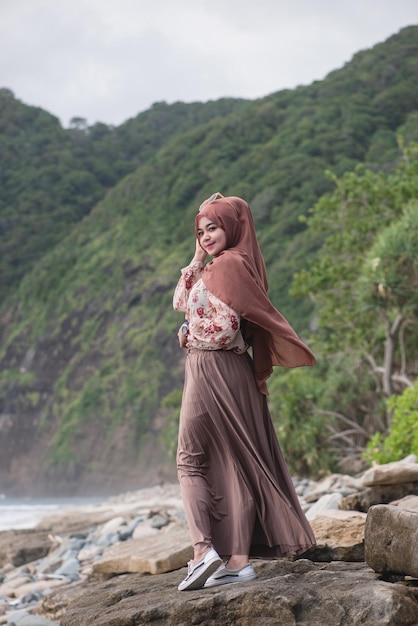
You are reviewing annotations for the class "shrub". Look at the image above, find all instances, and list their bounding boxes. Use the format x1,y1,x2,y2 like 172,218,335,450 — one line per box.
364,380,418,464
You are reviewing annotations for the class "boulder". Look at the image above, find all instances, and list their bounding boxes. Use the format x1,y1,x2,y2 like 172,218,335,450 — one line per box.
392,494,418,511
365,504,418,578
305,492,343,519
303,510,366,562
92,526,193,575
40,560,418,626
0,530,53,568
362,460,418,486
303,473,362,503
340,482,418,512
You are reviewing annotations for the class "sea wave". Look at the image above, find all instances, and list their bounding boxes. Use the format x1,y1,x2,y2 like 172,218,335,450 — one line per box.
0,498,102,531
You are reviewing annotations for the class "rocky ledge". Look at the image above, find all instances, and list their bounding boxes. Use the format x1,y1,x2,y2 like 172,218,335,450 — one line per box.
1,458,418,626
46,560,417,626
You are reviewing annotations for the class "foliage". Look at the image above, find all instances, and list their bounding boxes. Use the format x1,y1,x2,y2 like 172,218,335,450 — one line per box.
160,389,183,460
364,380,418,463
0,90,245,302
359,200,418,314
293,148,418,337
268,367,336,477
291,146,418,468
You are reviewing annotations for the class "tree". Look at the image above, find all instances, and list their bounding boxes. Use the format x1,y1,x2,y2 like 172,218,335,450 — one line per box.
359,201,418,396
291,144,418,459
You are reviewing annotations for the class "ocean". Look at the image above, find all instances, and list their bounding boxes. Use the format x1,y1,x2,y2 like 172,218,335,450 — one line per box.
0,495,103,531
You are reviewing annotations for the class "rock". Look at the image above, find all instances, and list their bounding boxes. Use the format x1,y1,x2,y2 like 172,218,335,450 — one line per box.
117,516,145,541
362,460,418,486
95,532,119,547
2,610,29,625
95,517,125,537
0,531,53,569
40,560,418,626
365,504,418,578
305,492,343,519
2,479,418,625
36,484,184,535
13,579,68,599
77,546,103,562
150,514,169,529
304,474,363,503
340,482,418,512
8,615,60,625
392,495,418,511
50,558,79,577
92,526,193,575
303,510,366,562
131,518,160,539
0,575,31,594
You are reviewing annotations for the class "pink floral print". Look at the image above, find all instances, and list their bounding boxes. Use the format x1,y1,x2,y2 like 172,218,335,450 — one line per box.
173,263,247,353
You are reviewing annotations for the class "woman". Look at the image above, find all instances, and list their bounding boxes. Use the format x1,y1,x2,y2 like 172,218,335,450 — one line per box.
173,193,316,592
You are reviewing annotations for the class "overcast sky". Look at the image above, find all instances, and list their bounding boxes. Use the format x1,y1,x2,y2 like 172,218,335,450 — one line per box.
1,0,417,128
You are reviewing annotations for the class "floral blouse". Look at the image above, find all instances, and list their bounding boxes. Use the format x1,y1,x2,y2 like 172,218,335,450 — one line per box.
173,262,247,353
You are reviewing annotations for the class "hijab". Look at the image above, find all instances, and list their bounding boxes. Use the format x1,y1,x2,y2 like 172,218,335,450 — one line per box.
196,195,316,394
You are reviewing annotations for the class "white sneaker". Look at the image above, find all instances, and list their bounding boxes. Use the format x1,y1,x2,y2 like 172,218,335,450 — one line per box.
178,548,222,591
204,562,256,587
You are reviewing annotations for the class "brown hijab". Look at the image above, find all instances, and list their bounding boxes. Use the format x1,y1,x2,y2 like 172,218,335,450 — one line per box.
196,195,315,394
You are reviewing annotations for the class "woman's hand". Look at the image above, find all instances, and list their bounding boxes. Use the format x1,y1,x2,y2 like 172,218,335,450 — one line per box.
178,326,188,348
192,238,207,264
178,321,189,349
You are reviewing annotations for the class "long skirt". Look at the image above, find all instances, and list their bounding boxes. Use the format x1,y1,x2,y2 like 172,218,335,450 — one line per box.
176,348,316,558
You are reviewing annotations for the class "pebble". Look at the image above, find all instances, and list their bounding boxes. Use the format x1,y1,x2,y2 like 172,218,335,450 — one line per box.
0,491,186,623
305,492,344,520
7,615,60,626
151,514,169,529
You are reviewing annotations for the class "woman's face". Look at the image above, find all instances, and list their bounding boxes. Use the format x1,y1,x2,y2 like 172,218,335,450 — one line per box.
197,216,227,257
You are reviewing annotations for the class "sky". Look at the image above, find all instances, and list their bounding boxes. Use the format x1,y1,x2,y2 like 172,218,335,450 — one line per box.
0,0,417,128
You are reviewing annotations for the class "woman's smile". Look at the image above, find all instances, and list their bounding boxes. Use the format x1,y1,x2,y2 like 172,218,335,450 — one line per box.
197,216,227,256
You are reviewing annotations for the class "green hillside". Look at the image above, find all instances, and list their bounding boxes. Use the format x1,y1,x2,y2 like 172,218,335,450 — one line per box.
0,26,417,495
0,91,245,301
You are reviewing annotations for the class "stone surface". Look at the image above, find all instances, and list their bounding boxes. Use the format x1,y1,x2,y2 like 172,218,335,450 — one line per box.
8,616,59,626
303,510,366,562
131,518,160,539
304,473,363,503
305,492,343,519
392,495,418,511
362,461,418,486
40,560,418,626
93,526,193,575
365,504,418,578
340,482,418,512
3,472,418,624
0,530,53,568
0,576,33,597
13,578,68,598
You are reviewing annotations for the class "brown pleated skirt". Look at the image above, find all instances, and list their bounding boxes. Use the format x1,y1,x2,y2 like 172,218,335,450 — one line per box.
177,348,315,558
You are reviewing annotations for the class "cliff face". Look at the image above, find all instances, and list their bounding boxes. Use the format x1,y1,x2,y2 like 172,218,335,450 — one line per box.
0,291,179,496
